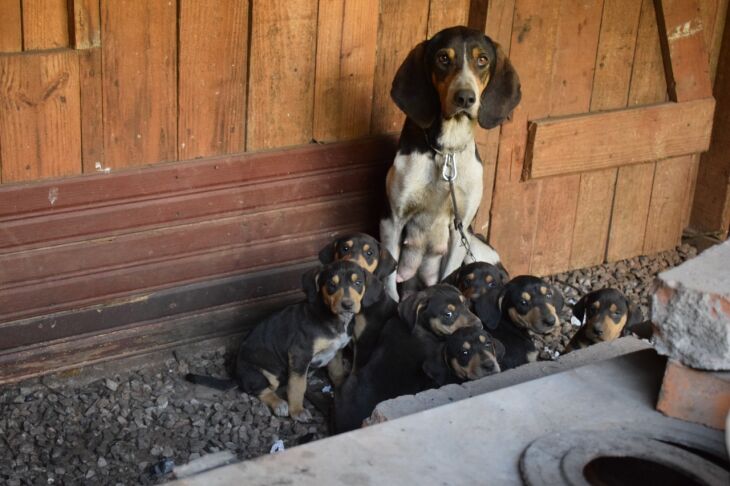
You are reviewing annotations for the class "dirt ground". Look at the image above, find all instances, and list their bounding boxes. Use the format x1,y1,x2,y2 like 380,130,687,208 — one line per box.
0,244,697,485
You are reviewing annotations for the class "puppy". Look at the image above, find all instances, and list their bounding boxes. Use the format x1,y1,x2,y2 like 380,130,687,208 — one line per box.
564,289,644,352
186,260,382,422
475,276,564,370
398,283,483,337
318,233,398,371
380,26,521,300
333,323,502,433
441,261,509,304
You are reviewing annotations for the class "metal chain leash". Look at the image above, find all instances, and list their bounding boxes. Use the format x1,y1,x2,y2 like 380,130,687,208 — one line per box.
441,152,476,264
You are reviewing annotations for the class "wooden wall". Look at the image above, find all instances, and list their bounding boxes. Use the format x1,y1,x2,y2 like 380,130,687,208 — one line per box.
0,0,726,382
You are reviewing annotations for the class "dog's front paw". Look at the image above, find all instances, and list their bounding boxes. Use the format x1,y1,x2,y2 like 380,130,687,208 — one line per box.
272,400,290,417
290,407,313,423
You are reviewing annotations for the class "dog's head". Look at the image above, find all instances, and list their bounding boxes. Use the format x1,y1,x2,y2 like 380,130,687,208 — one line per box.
441,261,510,303
318,233,397,280
391,25,521,129
423,326,504,385
398,284,481,336
475,276,563,335
573,289,642,343
302,260,383,317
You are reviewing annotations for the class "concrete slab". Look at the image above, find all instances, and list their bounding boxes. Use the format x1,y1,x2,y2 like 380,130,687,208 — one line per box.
653,239,730,369
170,349,726,486
369,336,649,423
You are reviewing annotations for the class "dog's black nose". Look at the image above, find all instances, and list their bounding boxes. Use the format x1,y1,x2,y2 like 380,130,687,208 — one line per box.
454,89,476,108
341,300,354,311
544,315,556,327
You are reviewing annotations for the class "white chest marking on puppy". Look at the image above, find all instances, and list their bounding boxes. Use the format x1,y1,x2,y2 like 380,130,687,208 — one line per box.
311,331,351,368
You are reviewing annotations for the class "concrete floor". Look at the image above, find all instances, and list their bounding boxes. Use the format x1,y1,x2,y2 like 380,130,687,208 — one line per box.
170,348,726,485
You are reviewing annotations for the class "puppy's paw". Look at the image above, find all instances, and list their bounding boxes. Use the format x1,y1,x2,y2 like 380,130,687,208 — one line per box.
272,400,290,417
290,407,313,423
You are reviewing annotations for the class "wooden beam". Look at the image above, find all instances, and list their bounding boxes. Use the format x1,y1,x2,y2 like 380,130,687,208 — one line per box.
523,98,715,180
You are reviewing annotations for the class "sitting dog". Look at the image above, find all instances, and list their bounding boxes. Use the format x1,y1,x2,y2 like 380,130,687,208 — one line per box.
564,288,643,352
333,323,502,433
441,261,509,305
318,233,398,371
186,260,382,422
474,276,564,370
380,25,521,300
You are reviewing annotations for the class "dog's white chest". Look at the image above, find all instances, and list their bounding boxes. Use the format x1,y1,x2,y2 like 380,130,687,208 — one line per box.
310,332,350,368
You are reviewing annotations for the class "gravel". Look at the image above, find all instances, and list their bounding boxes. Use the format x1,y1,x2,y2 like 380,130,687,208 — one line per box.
0,244,697,484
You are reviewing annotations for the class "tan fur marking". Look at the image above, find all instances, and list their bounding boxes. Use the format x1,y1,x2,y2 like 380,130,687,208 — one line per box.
521,292,531,301
286,371,307,415
463,341,471,350
332,275,340,285
465,273,475,281
312,337,332,354
592,300,601,309
327,351,346,387
258,388,285,410
486,275,493,283
447,304,456,311
260,368,280,389
353,315,367,340
540,286,548,295
479,335,486,343
362,244,370,252
322,287,344,312
459,294,466,303
609,303,618,312
351,273,358,282
344,240,353,248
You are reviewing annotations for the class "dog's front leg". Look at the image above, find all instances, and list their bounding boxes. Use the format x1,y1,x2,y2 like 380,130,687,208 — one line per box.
287,352,312,422
326,350,346,387
380,215,406,301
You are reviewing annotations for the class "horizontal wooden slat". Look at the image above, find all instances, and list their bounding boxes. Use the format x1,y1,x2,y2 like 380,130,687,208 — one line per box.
523,98,715,179
0,262,315,351
0,289,303,385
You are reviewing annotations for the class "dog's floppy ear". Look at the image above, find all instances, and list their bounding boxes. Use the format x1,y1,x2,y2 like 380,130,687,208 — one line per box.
550,284,564,312
572,294,588,322
362,271,384,307
398,290,428,332
474,288,502,330
318,241,337,264
495,262,510,283
301,267,321,304
391,41,440,128
375,247,397,280
492,337,506,361
440,266,461,286
622,303,652,339
422,348,451,386
478,40,521,129
627,302,644,328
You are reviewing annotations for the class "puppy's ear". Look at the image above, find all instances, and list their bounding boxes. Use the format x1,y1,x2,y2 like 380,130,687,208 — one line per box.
362,271,384,307
440,266,461,286
398,290,428,332
622,303,652,339
550,285,564,312
495,262,510,283
492,337,506,360
627,302,644,328
478,40,521,129
301,268,321,304
391,41,440,128
422,350,451,386
572,294,588,322
375,247,397,280
474,288,502,330
318,241,337,264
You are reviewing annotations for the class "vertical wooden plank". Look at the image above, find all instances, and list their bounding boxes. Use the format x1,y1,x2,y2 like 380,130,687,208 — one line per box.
101,0,177,168
569,0,642,269
529,0,603,276
312,0,379,142
22,0,69,50
643,155,692,252
427,0,470,37
606,0,665,261
78,48,104,173
0,0,22,52
0,50,81,183
706,0,728,84
246,0,318,151
370,0,430,134
473,0,516,236
71,0,101,49
488,0,561,274
179,0,248,159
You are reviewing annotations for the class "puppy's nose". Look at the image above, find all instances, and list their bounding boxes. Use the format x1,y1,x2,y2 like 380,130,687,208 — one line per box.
543,315,556,327
341,299,354,311
454,89,476,108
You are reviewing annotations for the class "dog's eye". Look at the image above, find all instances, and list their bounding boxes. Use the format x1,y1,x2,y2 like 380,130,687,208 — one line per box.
327,283,337,293
520,299,529,307
546,291,553,298
487,281,496,288
438,53,450,65
477,55,489,68
366,250,373,257
354,280,363,288
462,349,469,356
341,246,350,253
444,311,455,321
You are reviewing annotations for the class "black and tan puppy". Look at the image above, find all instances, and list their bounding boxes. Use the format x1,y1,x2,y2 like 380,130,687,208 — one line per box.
475,276,564,370
333,323,502,433
564,289,644,352
186,260,382,422
441,261,509,304
318,233,398,371
398,283,483,336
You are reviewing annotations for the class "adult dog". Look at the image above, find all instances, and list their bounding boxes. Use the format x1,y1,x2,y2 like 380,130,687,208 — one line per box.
380,26,521,300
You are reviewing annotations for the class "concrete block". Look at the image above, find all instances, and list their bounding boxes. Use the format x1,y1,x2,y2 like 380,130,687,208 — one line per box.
653,240,730,370
657,359,730,430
